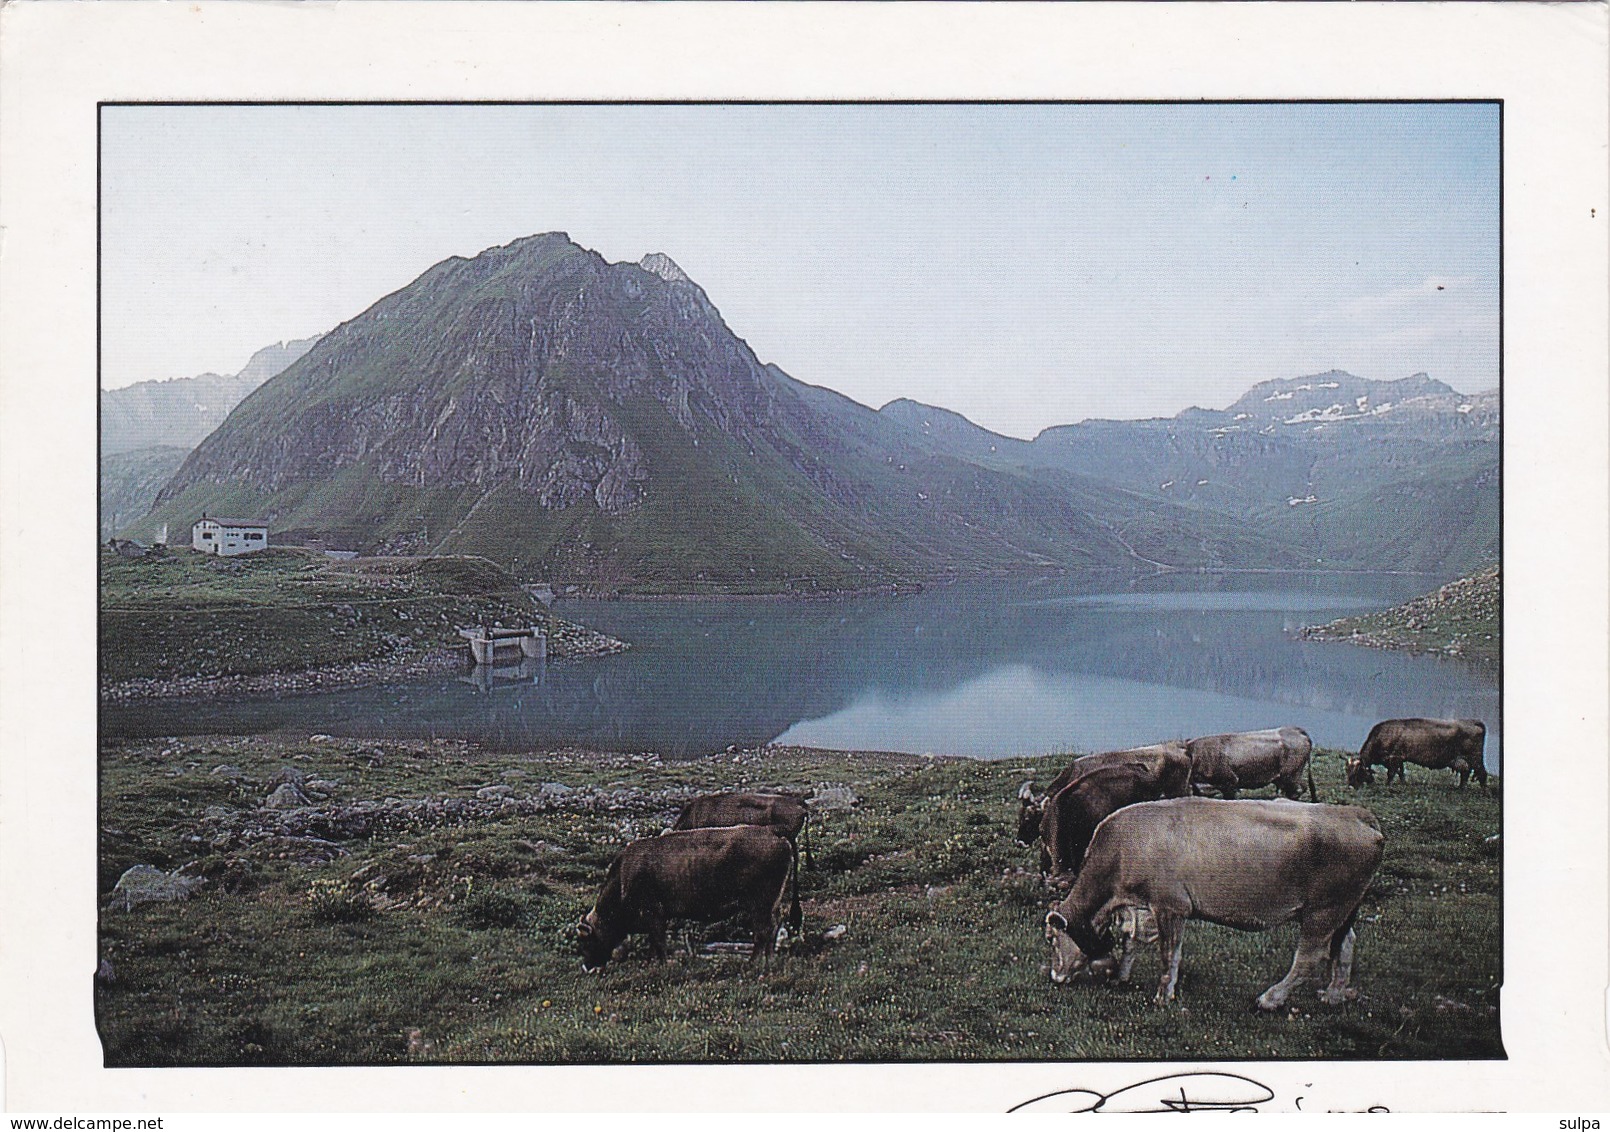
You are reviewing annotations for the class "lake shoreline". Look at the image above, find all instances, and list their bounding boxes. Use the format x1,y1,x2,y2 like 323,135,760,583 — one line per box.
554,565,1457,603
99,632,629,705
1293,565,1500,668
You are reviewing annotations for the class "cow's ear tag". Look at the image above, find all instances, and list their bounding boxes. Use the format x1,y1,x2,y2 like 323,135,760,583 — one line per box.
1046,911,1068,933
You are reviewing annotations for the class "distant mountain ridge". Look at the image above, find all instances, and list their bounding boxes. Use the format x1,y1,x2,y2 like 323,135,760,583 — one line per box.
101,337,322,456
127,233,1498,587
100,446,189,541
961,370,1499,575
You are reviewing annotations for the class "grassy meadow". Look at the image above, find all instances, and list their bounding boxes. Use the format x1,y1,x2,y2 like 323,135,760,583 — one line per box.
96,736,1502,1066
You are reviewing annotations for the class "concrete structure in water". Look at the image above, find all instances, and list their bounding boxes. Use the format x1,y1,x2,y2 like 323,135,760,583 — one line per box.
192,515,269,556
457,624,548,666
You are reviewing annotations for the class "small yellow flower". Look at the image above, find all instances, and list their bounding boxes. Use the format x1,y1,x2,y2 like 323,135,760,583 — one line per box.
593,1004,603,1014
542,1000,552,1008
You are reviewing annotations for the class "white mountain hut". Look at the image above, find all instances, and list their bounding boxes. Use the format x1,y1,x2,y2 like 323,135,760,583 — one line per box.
191,515,269,556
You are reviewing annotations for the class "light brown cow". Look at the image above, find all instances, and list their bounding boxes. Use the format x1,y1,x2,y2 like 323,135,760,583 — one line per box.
1043,798,1384,1011
1187,726,1315,801
1348,717,1488,789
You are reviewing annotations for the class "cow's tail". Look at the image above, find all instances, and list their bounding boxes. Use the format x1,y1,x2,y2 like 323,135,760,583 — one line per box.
1307,759,1318,803
786,845,803,937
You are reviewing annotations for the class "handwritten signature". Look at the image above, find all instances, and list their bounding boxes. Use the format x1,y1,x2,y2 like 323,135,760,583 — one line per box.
1007,1072,1391,1114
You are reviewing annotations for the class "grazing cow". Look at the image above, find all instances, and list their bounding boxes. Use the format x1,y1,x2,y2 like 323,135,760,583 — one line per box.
1017,742,1191,862
1187,727,1316,801
577,825,794,972
672,791,810,935
1042,798,1384,1010
1348,717,1488,789
673,791,812,868
1040,753,1193,881
1343,758,1376,787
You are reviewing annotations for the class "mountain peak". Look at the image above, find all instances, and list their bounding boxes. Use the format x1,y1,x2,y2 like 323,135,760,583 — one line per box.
502,230,577,251
638,253,691,284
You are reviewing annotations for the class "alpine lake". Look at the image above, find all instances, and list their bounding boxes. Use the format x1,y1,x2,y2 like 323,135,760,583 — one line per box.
102,571,1501,773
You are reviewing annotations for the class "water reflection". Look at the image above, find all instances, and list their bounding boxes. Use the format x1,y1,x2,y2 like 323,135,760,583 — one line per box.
101,572,1501,770
459,657,546,693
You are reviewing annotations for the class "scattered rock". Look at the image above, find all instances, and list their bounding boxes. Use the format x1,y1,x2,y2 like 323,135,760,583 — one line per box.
823,924,848,941
108,865,204,910
476,785,514,800
515,839,564,856
811,785,859,812
265,782,312,809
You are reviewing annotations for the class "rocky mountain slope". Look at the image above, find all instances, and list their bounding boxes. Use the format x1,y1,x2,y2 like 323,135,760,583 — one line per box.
135,234,1310,589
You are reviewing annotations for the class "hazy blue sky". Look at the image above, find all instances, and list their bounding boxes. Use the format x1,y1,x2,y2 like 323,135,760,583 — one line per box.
101,103,1498,438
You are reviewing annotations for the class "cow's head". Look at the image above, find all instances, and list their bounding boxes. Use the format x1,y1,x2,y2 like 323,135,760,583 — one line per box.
577,911,612,972
1044,910,1088,984
1044,908,1117,984
1016,781,1044,846
1345,757,1375,788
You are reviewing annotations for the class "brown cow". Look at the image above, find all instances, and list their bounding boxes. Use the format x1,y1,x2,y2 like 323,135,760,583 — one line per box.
1043,798,1384,1010
672,791,810,933
1039,751,1194,881
1187,727,1315,801
673,791,811,866
1348,717,1488,789
1017,741,1191,864
577,825,793,972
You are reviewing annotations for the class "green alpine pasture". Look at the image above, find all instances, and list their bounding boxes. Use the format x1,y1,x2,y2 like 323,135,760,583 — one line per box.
96,738,1502,1066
